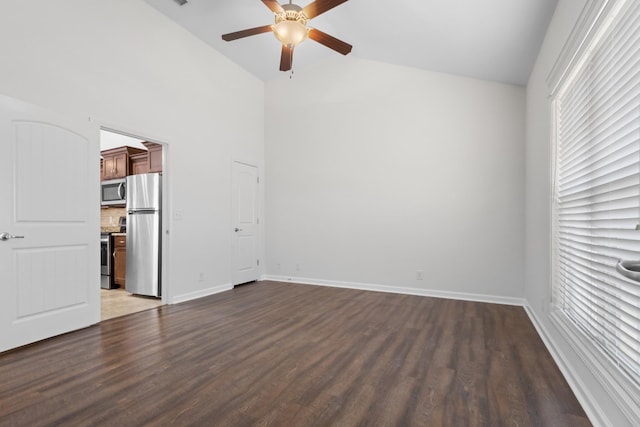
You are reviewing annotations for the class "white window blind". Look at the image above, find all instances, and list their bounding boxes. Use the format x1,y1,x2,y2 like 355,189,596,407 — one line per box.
553,0,640,389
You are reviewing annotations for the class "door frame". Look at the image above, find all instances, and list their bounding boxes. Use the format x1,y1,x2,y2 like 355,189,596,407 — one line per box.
100,125,171,306
231,159,261,286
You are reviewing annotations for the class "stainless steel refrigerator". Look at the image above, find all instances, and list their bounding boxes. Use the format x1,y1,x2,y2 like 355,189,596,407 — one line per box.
126,173,161,297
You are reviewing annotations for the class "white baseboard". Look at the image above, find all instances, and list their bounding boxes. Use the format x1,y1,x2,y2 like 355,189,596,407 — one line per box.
170,283,233,305
523,304,609,427
261,274,526,306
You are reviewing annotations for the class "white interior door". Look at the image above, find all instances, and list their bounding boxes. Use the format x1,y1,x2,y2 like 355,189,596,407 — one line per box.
231,161,259,285
0,95,99,353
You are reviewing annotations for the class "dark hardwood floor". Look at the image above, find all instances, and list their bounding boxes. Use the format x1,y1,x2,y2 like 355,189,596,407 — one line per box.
0,281,590,426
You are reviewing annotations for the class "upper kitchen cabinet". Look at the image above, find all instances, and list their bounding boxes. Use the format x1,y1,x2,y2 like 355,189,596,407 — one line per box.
101,148,126,180
142,141,163,173
101,146,146,180
130,152,149,175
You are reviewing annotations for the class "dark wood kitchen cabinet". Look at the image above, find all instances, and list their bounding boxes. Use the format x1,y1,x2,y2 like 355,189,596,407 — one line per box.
113,234,127,289
130,152,149,175
102,149,127,180
101,147,146,180
143,141,163,173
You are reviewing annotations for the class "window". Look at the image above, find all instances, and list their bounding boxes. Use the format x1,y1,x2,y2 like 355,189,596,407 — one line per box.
551,0,640,417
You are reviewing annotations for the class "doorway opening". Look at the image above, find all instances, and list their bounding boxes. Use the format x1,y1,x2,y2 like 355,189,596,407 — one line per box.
99,128,168,321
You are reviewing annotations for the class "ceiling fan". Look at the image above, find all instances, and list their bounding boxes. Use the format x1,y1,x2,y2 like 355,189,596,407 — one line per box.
221,0,352,72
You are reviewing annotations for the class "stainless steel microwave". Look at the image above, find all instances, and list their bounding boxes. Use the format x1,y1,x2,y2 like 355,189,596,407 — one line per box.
101,178,126,206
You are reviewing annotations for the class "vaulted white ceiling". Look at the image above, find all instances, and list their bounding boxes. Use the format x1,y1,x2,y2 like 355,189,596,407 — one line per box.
143,0,558,85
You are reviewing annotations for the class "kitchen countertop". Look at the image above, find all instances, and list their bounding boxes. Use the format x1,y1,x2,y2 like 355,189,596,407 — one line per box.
100,227,126,235
100,227,120,233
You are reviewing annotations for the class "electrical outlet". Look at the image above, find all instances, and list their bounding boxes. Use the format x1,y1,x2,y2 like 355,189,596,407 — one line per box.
416,270,424,280
275,263,281,272
198,272,204,282
296,263,300,271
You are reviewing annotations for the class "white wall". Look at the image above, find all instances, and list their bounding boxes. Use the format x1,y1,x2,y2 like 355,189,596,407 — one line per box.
0,0,265,303
265,57,525,301
525,0,633,425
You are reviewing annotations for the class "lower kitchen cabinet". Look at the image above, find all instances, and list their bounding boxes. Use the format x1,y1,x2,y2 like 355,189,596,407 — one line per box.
113,235,126,289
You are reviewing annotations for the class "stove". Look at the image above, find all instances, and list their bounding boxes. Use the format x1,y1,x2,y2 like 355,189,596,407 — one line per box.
100,232,115,289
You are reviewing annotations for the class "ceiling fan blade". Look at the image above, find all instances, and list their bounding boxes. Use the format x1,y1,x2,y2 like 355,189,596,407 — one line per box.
280,45,294,71
308,28,352,55
262,0,284,14
303,0,349,19
222,25,273,41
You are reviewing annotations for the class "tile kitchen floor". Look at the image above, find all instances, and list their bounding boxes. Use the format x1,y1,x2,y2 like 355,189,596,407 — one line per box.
100,288,162,321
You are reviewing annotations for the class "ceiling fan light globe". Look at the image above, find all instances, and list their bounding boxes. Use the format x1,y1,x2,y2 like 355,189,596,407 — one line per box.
272,20,308,47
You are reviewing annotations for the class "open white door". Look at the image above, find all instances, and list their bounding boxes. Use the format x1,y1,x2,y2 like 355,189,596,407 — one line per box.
0,95,99,353
231,161,259,285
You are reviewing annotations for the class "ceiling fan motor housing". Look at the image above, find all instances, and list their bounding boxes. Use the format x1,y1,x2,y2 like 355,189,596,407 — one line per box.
275,3,308,26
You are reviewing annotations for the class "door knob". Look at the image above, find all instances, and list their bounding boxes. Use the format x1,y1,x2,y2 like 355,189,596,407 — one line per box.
234,228,243,232
0,232,25,241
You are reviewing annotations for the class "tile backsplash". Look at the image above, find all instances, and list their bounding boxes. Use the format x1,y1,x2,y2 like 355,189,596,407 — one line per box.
101,207,126,232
